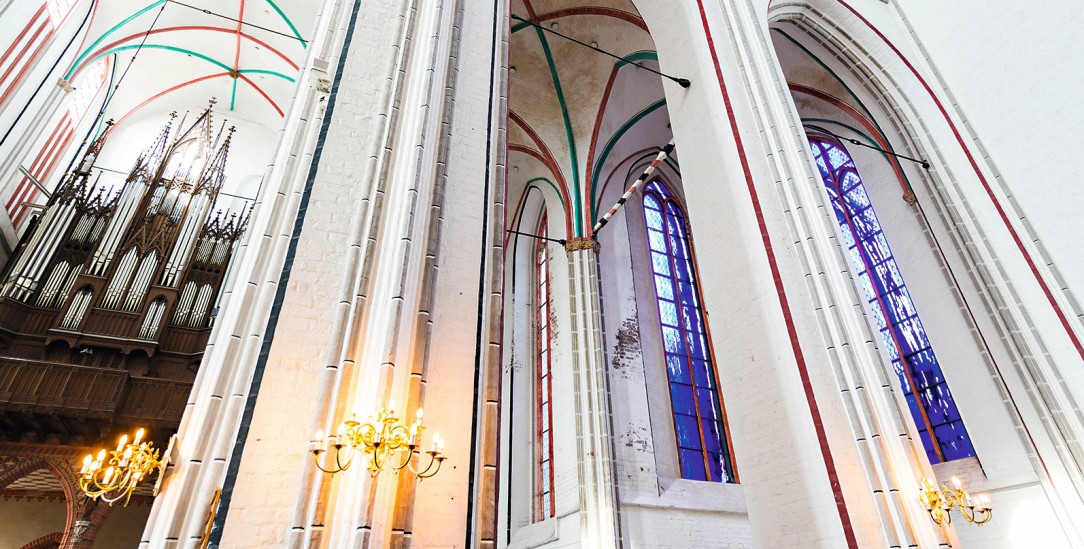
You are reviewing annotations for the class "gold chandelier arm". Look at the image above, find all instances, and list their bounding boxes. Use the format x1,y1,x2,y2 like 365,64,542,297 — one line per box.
313,451,345,474
392,446,418,471
415,455,445,479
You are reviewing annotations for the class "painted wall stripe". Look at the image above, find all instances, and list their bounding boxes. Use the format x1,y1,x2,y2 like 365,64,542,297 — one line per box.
693,2,859,546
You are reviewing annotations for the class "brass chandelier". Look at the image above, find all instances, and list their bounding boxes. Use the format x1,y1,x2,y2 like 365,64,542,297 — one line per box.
78,429,174,506
919,477,992,526
311,403,446,478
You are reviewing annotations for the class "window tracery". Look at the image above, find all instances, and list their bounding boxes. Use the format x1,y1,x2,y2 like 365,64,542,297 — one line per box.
809,137,975,463
642,181,734,483
534,215,555,519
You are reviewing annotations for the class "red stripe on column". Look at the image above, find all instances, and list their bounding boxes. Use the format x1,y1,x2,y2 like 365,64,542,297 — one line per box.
0,6,47,87
0,21,57,108
5,120,66,214
13,125,75,227
6,118,70,214
693,2,859,546
833,0,1084,360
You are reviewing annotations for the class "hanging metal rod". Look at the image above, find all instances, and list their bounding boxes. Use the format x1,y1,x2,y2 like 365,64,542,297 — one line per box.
506,229,567,245
593,139,675,235
166,0,310,44
510,14,691,88
807,124,930,169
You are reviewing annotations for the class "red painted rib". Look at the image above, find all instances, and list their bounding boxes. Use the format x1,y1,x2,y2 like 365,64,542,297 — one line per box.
112,72,233,129
833,0,1084,360
526,7,648,33
693,2,859,546
68,25,299,82
236,73,283,116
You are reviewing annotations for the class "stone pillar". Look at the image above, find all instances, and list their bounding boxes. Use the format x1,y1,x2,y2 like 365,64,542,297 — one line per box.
564,238,620,547
623,1,948,547
138,1,350,547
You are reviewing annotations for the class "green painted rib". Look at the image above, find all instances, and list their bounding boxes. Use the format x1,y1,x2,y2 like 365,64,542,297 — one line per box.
66,0,167,80
615,50,657,68
237,68,295,82
771,28,913,192
526,177,565,208
263,0,307,48
512,21,530,34
230,77,238,110
534,27,583,236
589,98,666,222
81,45,297,84
86,44,233,73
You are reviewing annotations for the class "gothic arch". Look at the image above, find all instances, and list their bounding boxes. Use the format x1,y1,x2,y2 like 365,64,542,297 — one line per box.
18,532,62,549
766,2,1084,544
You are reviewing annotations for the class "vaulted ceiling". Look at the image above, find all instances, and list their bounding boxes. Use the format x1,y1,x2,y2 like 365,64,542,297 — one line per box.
69,0,316,134
508,0,672,238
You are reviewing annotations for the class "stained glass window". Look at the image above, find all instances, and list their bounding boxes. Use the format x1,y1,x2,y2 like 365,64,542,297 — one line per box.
809,138,975,463
535,215,555,519
643,182,735,483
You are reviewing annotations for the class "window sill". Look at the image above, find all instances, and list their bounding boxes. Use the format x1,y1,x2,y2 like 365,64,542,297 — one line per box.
507,514,560,549
623,477,748,514
931,457,990,490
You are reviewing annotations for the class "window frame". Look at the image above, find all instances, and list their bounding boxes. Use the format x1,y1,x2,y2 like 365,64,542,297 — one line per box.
808,136,975,464
641,179,737,483
533,213,556,521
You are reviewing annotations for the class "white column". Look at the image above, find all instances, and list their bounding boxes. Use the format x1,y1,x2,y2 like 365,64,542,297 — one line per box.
565,240,620,548
137,1,348,546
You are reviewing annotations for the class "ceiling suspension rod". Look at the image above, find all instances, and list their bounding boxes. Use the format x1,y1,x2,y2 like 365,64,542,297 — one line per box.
510,14,691,88
807,124,930,169
506,229,567,246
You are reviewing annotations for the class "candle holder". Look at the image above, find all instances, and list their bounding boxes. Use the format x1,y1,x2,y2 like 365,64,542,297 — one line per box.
919,477,992,526
311,404,446,478
77,429,175,506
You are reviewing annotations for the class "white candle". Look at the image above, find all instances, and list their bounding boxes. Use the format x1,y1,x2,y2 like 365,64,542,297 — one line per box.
134,428,145,445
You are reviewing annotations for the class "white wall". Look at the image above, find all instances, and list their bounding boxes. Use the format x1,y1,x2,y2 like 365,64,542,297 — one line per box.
893,0,1084,304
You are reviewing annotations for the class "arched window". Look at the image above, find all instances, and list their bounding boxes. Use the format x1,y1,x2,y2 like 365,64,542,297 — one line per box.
809,137,975,463
534,214,555,520
642,181,734,483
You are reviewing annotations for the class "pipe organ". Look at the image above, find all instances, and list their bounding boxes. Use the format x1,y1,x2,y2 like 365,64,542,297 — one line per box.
0,106,247,443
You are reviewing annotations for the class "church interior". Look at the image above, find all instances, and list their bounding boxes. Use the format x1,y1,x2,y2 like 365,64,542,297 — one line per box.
0,0,1081,547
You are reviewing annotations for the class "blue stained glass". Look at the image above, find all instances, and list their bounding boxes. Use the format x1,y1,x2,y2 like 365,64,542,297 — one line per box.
671,384,697,416
826,147,851,172
652,252,671,275
707,452,729,483
655,276,674,300
644,193,661,210
691,359,713,388
644,181,734,483
667,354,690,383
810,138,974,464
702,420,723,453
697,387,719,419
659,300,679,327
680,450,707,481
673,256,692,282
645,208,663,230
674,413,702,449
662,326,685,354
648,229,666,251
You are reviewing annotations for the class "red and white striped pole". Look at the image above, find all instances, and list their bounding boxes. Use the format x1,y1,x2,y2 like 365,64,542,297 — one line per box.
592,139,675,235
